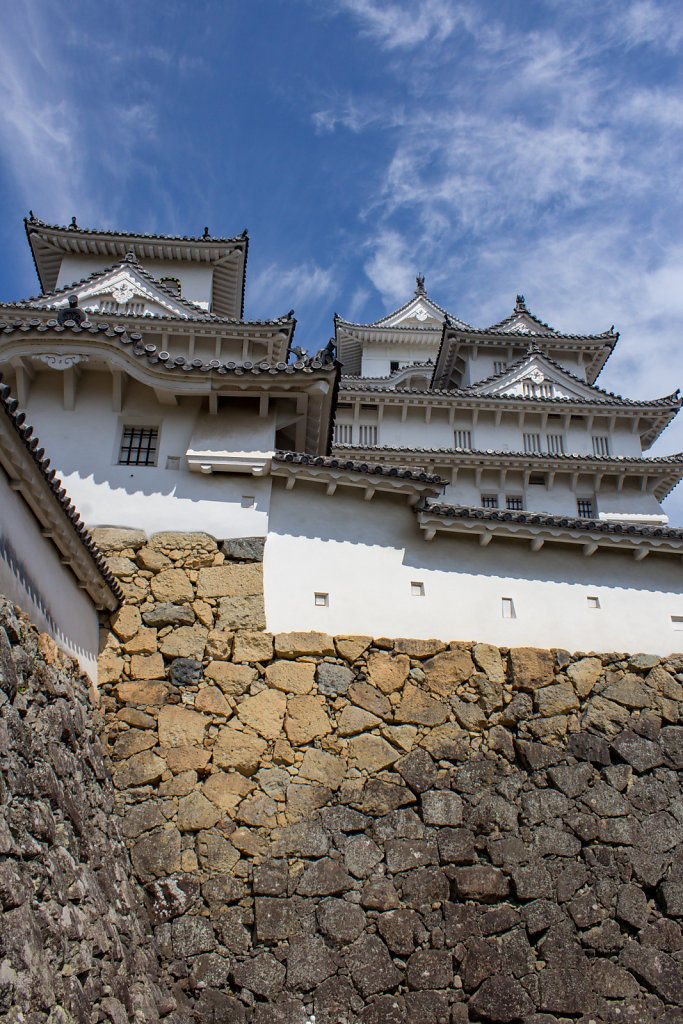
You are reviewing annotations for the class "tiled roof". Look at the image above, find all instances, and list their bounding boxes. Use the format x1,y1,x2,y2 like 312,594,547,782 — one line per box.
0,375,123,601
332,442,683,465
273,450,444,484
0,256,294,327
25,214,247,245
0,316,326,376
421,500,683,542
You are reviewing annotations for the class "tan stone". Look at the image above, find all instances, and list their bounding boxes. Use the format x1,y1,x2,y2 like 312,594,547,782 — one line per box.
229,827,266,859
150,532,218,567
193,599,214,628
338,705,382,736
111,605,142,642
366,651,410,694
112,750,166,789
394,685,449,725
265,660,316,694
273,739,296,765
381,724,418,752
535,683,580,717
237,793,278,828
285,695,332,745
348,681,391,719
124,627,157,655
91,527,146,552
216,595,266,631
213,726,267,774
117,579,150,605
98,652,124,685
130,653,165,680
206,630,234,660
582,696,630,735
647,665,683,701
472,643,505,684
112,729,157,759
196,831,240,872
205,661,256,696
348,734,400,772
298,748,346,789
420,723,467,760
203,771,254,811
158,706,207,747
177,792,222,831
233,630,274,663
451,701,487,732
197,562,263,599
334,635,372,662
135,546,171,572
159,624,208,660
237,689,286,739
393,638,447,659
423,650,475,696
159,770,198,797
656,695,680,722
107,555,140,577
275,632,335,658
566,657,602,698
286,783,334,819
150,569,194,604
509,648,555,691
194,685,231,716
116,680,168,705
528,715,569,741
165,745,211,773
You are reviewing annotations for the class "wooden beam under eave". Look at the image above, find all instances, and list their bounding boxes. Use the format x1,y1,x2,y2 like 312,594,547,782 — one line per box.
209,392,218,415
479,531,493,547
259,394,269,417
582,542,598,557
112,370,124,413
14,361,33,407
154,388,178,406
633,547,649,561
530,537,544,551
63,367,76,411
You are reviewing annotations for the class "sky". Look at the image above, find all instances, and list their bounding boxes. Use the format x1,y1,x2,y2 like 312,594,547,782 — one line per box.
1,0,683,521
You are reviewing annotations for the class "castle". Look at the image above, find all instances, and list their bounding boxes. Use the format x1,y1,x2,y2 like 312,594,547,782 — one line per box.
1,214,682,663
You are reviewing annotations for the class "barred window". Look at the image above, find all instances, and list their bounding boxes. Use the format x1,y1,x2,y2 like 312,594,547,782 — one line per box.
523,432,541,453
358,424,378,446
546,433,565,455
118,426,159,466
577,499,594,518
454,429,472,449
506,495,524,511
481,494,499,508
334,423,353,445
592,435,610,457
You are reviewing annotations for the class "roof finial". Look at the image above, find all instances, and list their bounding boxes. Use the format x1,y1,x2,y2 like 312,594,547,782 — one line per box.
124,250,138,263
57,294,86,328
515,294,527,312
70,216,78,229
415,273,426,295
203,226,210,238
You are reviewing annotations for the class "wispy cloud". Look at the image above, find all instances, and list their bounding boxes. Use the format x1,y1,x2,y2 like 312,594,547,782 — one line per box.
247,261,338,320
332,0,470,50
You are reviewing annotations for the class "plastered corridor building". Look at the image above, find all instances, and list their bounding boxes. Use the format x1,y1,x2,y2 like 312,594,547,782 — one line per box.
0,214,682,652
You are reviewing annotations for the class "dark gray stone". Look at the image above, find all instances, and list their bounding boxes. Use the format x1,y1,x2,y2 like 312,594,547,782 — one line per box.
405,948,452,990
538,968,595,1014
169,658,201,685
567,732,612,765
221,536,265,561
346,934,402,998
385,839,438,873
660,726,683,769
230,952,286,999
316,661,353,696
377,908,424,955
395,748,438,793
296,858,352,896
469,975,534,1022
611,730,664,773
619,940,683,1005
316,897,366,944
285,935,336,990
254,898,301,942
171,914,216,957
616,883,648,929
142,603,195,627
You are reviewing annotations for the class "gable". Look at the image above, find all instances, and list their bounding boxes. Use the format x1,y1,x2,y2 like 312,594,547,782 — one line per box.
492,312,554,335
374,295,446,329
474,356,605,402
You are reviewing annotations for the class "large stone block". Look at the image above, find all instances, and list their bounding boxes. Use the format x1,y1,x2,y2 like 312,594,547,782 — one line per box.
194,685,231,715
131,824,181,881
334,635,372,661
113,750,166,789
205,661,256,695
221,536,265,562
115,680,168,705
566,656,602,696
158,706,207,747
236,689,286,739
215,595,266,630
348,734,400,771
129,653,165,680
91,527,147,552
98,652,124,685
365,651,410,694
150,568,194,604
202,770,254,811
265,659,316,694
275,632,335,657
142,602,195,628
395,686,449,725
423,649,475,696
197,562,263,598
285,695,332,745
233,630,274,662
299,748,346,789
123,627,157,655
508,647,555,690
472,642,505,683
159,624,208,660
177,792,222,831
110,605,142,641
213,725,267,774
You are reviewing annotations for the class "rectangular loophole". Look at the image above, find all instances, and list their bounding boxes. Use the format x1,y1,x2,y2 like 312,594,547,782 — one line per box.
165,456,180,471
587,596,600,609
411,581,425,597
315,593,329,607
672,615,683,630
241,495,255,509
502,597,516,619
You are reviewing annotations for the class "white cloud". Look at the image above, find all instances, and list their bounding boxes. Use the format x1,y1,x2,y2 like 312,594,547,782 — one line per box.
247,261,338,319
333,0,469,50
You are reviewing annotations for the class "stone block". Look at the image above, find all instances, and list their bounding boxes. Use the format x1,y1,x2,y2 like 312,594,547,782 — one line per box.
237,793,278,827
254,897,301,941
135,545,171,572
129,653,165,680
316,661,354,696
166,744,210,774
469,976,534,1022
177,792,222,831
419,723,468,761
98,652,124,685
508,647,555,690
194,685,231,715
110,605,142,641
142,603,195,628
349,733,400,771
112,729,157,760
196,831,240,873
131,824,181,881
169,657,201,685
393,637,447,658
334,635,372,661
287,934,337,991
534,682,580,717
275,631,335,657
158,706,207,747
236,689,286,739
405,949,453,991
204,629,233,659
197,562,263,598
230,952,285,1000
421,790,463,826
566,656,602,696
221,536,265,561
215,595,266,630
150,568,194,604
297,858,353,896
386,839,438,873
123,627,157,655
205,661,256,695
285,695,332,745
423,649,475,695
365,651,410,694
159,624,208,660
115,680,168,705
265,659,316,694
454,865,510,900
472,642,505,682
452,700,487,732
338,705,382,736
348,680,392,718
317,898,367,944
202,770,254,811
213,725,267,774
395,686,449,725
231,630,272,663
299,748,346,788
92,527,147,552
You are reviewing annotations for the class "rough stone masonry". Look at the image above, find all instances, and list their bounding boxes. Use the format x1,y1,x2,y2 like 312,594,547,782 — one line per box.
1,526,682,1023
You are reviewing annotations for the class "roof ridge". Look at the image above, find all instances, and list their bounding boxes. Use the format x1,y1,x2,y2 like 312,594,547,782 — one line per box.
25,214,248,246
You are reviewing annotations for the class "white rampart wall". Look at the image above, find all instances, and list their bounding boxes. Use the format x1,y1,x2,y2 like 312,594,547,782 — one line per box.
265,481,683,653
0,465,100,679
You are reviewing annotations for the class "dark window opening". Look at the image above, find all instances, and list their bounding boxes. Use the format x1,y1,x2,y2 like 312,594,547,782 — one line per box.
119,426,158,466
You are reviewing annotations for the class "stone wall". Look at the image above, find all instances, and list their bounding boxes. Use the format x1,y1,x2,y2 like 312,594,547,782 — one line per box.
95,529,683,1023
0,598,177,1024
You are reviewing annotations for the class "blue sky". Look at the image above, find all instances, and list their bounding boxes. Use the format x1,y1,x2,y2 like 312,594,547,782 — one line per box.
2,0,683,520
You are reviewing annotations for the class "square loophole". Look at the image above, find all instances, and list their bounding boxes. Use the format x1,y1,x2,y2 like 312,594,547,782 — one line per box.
672,615,683,630
165,456,180,471
241,495,255,509
315,592,329,607
502,597,516,619
587,596,600,609
411,581,425,597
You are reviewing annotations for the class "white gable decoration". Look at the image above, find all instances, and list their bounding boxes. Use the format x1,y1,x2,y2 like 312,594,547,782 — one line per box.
474,354,609,403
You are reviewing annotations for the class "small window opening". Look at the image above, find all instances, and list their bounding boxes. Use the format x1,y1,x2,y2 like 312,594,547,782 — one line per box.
390,361,400,373
118,426,158,466
502,597,516,619
454,429,472,449
411,581,425,597
529,473,546,486
577,499,594,519
506,496,524,511
241,495,255,509
587,596,600,609
165,456,180,471
481,494,499,509
671,615,683,630
315,592,329,607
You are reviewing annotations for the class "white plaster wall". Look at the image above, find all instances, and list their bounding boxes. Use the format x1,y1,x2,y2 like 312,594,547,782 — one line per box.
0,465,101,679
361,340,441,377
56,256,214,309
20,372,271,537
265,481,683,653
